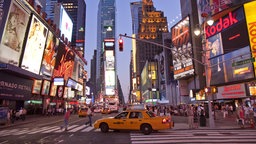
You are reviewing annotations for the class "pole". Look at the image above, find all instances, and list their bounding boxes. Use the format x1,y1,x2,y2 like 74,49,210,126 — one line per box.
202,22,215,128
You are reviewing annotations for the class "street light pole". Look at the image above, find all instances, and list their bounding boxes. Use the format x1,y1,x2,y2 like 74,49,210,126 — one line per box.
197,15,215,128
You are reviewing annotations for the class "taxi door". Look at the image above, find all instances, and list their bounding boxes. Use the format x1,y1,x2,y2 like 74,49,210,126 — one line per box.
127,111,143,130
110,112,129,130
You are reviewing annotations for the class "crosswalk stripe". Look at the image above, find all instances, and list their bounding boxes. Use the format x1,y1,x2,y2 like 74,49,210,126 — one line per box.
12,128,29,135
27,126,52,134
0,129,19,137
55,125,79,133
42,126,60,133
81,126,94,132
130,129,256,144
68,125,86,132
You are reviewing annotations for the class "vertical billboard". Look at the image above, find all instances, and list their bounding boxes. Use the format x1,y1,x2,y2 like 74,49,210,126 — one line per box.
40,31,60,76
54,3,73,42
171,16,194,80
21,14,48,74
205,6,254,86
105,50,116,96
244,1,256,76
0,0,30,65
53,43,75,80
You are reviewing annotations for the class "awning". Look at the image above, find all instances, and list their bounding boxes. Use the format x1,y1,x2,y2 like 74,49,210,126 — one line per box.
0,63,43,80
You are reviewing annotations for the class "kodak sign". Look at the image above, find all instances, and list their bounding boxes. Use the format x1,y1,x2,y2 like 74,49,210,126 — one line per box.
244,1,256,76
205,12,239,38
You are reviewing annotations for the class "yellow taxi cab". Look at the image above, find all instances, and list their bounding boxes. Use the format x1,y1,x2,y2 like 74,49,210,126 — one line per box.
101,108,111,114
78,107,88,117
93,108,174,135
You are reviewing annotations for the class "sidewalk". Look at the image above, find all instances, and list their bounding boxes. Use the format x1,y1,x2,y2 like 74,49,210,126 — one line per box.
172,111,250,130
0,114,67,129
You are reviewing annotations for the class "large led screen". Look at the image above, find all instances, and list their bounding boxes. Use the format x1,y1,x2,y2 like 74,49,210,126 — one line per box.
59,5,73,42
105,70,115,96
53,43,75,80
0,0,30,65
205,6,254,86
171,16,194,80
40,31,59,76
22,15,48,74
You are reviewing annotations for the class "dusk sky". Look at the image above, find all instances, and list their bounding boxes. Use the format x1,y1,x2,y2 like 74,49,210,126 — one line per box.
85,0,181,102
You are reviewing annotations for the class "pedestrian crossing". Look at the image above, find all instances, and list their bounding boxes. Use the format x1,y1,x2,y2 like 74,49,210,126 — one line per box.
0,125,99,137
130,129,256,144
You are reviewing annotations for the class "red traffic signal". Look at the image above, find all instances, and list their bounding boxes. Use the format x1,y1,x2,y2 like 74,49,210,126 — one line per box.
119,38,123,51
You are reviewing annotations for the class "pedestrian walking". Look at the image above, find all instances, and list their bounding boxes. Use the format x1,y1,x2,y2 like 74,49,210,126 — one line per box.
60,108,72,131
237,106,245,128
85,106,93,126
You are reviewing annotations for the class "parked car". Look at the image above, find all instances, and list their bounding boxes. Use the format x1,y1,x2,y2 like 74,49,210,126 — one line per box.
94,109,174,135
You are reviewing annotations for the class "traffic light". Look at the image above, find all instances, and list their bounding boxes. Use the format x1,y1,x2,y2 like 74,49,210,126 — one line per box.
119,38,123,51
211,86,218,93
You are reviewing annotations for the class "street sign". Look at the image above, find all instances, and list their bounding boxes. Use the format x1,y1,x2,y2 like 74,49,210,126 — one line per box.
232,57,255,67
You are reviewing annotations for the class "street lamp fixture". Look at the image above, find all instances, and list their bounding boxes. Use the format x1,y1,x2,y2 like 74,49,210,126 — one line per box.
194,15,215,129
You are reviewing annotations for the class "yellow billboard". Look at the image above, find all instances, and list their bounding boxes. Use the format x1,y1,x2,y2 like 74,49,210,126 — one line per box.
244,1,256,76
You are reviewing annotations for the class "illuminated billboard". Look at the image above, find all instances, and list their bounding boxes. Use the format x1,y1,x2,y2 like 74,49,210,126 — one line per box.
32,80,42,94
0,0,30,65
205,6,254,86
40,31,60,76
104,48,116,96
53,43,75,80
22,14,48,74
105,70,116,96
197,0,252,24
54,3,73,42
41,80,50,95
244,1,256,76
49,83,57,96
104,38,115,51
171,16,194,80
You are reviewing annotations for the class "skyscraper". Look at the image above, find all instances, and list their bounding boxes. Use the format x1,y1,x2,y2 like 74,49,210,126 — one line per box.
57,0,86,57
96,0,116,94
136,0,168,76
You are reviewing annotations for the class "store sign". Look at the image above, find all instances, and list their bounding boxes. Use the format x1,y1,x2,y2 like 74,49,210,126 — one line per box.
216,83,246,99
205,10,241,38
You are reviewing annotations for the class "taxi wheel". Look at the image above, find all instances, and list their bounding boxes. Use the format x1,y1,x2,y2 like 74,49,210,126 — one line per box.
141,124,152,135
100,123,109,133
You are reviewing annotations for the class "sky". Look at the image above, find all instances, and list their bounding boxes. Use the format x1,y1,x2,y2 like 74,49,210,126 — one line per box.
84,0,181,103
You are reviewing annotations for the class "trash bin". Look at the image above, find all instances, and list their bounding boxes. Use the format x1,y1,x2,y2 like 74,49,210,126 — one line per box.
200,111,206,127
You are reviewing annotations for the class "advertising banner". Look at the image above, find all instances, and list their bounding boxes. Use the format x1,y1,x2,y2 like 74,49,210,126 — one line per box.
22,14,48,74
40,31,60,76
171,16,194,80
53,43,75,80
244,1,256,76
41,80,50,96
0,72,33,100
216,83,246,99
197,0,252,24
0,0,30,65
205,6,254,86
32,80,42,94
